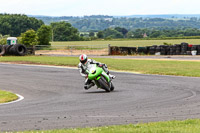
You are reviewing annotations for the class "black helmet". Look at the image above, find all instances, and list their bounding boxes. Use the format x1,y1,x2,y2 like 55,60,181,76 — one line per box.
79,54,88,64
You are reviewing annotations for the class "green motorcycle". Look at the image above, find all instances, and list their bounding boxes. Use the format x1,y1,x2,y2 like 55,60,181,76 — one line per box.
86,64,114,92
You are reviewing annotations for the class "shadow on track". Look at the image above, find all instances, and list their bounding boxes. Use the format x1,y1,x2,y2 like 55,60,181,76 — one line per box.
84,90,120,94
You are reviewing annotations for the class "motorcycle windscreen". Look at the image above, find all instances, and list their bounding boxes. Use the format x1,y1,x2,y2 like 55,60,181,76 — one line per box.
88,67,103,80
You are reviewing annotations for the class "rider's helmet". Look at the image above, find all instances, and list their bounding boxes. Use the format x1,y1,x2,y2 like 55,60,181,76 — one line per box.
79,54,88,64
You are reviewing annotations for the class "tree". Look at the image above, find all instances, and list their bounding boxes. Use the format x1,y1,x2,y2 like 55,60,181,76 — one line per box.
0,14,44,36
21,29,37,46
97,31,104,38
114,27,128,36
0,38,7,45
133,29,143,38
149,30,161,38
50,21,80,41
103,28,123,38
126,31,134,38
89,31,95,37
37,25,51,45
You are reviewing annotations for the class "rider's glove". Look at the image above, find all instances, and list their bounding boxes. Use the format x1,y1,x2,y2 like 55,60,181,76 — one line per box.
98,64,103,67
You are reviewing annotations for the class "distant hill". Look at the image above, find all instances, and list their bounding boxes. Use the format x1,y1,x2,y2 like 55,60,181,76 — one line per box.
30,14,200,32
114,14,200,18
29,14,200,19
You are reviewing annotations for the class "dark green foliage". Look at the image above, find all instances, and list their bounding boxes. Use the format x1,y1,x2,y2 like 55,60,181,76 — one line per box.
115,27,128,36
103,28,123,38
50,21,80,41
89,31,95,37
37,25,51,45
0,14,44,36
21,29,37,46
97,31,104,38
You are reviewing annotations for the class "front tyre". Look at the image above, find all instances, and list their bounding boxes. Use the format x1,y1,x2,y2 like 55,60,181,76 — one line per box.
98,77,110,92
110,82,114,91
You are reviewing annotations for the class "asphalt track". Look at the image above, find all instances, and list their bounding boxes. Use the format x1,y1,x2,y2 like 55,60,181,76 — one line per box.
0,63,200,131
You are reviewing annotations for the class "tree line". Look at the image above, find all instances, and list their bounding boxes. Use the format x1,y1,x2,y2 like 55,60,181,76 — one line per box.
0,14,44,36
95,27,200,39
35,15,200,32
1,14,200,46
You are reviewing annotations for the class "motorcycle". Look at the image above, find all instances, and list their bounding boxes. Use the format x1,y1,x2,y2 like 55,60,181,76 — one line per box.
86,64,114,92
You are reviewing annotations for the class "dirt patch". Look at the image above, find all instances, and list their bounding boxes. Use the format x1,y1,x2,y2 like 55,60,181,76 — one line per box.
35,49,108,56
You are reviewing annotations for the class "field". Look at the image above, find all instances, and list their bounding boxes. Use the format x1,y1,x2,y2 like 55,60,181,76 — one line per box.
50,39,200,47
37,39,200,55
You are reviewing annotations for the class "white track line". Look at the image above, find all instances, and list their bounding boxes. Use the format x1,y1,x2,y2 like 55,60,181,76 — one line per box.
0,94,24,105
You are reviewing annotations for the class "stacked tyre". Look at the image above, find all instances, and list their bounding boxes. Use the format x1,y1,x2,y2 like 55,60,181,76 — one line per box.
9,44,27,56
197,45,200,55
160,45,168,55
137,47,147,54
119,47,128,55
149,45,157,55
0,44,27,56
169,46,176,55
128,47,137,55
155,46,161,53
175,44,181,55
181,42,188,55
191,45,197,51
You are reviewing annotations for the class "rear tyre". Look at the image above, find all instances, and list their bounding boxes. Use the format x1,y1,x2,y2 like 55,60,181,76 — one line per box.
98,76,110,92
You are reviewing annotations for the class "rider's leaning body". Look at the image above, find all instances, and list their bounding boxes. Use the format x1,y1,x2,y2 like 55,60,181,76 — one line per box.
78,54,115,90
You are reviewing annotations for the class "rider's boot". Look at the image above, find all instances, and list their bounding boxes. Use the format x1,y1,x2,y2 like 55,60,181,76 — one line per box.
109,74,116,79
84,82,95,90
106,71,115,79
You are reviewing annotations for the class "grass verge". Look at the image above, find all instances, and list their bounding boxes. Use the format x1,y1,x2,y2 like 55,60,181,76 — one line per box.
20,119,200,133
0,56,200,77
0,90,18,103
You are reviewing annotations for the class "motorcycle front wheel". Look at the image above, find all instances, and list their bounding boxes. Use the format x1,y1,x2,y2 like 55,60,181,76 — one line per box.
98,76,110,92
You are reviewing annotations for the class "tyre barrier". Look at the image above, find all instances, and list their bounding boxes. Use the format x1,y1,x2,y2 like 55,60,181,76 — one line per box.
0,44,27,56
109,42,200,55
110,46,137,55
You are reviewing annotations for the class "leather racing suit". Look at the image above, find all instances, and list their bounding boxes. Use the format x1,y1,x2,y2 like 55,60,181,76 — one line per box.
78,59,110,89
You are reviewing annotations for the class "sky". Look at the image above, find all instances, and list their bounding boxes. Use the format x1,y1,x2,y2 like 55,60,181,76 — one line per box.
0,0,200,16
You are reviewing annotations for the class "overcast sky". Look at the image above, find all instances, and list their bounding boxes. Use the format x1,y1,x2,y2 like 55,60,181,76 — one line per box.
0,0,199,16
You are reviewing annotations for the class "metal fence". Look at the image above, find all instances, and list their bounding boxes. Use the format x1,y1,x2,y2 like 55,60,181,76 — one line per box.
35,44,109,50
35,44,110,56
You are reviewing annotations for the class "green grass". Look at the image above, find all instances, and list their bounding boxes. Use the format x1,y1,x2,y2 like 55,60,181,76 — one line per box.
0,90,18,103
97,58,200,77
18,119,200,133
50,39,200,47
1,56,200,77
0,56,79,66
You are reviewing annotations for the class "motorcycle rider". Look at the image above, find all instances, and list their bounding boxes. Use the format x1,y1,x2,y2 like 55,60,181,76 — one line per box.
78,54,115,90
